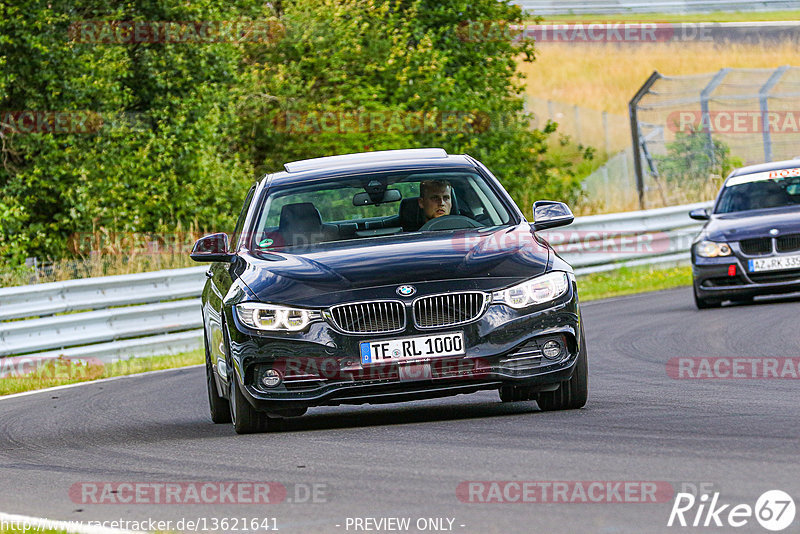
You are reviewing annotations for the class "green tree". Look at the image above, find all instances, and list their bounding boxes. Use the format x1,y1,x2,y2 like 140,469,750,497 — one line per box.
1,0,586,269
235,0,586,211
654,128,741,194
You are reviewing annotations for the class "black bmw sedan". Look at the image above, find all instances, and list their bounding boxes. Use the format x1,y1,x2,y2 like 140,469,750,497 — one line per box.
191,148,587,433
691,159,800,309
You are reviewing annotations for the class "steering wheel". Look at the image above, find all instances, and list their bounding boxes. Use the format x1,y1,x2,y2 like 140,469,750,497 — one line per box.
418,214,483,232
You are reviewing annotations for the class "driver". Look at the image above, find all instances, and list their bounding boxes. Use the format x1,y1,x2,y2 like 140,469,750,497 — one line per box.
418,180,452,222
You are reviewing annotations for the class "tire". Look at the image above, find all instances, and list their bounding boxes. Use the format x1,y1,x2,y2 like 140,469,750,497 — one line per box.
204,328,231,424
229,373,281,434
694,286,721,309
536,328,588,411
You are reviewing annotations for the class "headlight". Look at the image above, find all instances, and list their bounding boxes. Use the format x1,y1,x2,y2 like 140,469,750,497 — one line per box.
695,240,732,258
492,271,570,309
235,303,321,332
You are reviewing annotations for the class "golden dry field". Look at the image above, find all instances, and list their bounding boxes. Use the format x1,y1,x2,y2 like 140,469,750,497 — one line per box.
519,41,800,114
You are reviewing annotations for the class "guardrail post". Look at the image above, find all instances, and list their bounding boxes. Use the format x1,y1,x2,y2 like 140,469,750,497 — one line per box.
759,65,789,162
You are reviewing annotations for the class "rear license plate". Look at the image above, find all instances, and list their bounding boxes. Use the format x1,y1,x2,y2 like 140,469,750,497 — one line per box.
360,332,464,365
748,254,800,272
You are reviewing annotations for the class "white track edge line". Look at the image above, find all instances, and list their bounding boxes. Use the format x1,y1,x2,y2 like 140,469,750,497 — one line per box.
0,365,204,402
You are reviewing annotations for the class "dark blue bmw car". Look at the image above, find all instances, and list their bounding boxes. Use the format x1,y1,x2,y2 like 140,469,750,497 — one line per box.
691,159,800,308
191,148,587,433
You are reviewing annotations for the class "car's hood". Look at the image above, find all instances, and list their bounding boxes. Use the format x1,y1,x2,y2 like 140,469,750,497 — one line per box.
704,206,800,241
237,226,550,307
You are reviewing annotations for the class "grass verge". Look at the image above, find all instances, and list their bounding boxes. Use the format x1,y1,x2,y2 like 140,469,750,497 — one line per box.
578,264,692,301
0,349,203,397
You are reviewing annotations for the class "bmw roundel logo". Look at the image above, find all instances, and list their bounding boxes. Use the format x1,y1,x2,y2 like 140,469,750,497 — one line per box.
770,228,780,236
397,285,416,297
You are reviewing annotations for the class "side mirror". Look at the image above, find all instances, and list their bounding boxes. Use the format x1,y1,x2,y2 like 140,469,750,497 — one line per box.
190,233,234,262
531,200,574,231
689,208,710,221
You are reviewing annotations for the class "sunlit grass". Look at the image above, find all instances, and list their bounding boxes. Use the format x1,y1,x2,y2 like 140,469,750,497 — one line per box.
0,349,203,397
578,264,692,301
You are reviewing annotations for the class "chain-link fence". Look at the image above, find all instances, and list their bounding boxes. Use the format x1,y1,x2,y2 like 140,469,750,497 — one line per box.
527,97,630,156
630,66,800,209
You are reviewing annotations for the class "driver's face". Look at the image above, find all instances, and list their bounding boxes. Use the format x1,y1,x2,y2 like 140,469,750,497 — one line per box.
418,186,452,221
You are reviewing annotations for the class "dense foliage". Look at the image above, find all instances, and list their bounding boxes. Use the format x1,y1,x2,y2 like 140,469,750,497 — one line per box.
654,128,741,192
1,0,584,268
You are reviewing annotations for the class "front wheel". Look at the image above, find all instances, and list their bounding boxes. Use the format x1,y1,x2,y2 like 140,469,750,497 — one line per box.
694,285,721,309
229,374,280,434
204,329,231,424
536,327,588,411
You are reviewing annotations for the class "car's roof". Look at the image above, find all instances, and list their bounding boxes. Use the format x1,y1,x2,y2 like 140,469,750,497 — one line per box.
729,158,800,178
264,149,480,188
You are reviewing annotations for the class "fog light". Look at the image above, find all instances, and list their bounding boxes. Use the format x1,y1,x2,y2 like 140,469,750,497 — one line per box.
260,369,282,388
542,340,563,360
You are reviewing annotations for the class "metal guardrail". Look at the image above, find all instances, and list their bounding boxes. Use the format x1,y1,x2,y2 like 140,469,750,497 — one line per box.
0,266,207,322
515,0,800,14
0,202,711,369
552,201,712,275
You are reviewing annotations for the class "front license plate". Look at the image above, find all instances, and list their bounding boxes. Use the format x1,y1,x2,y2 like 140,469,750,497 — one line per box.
748,254,800,272
360,332,465,365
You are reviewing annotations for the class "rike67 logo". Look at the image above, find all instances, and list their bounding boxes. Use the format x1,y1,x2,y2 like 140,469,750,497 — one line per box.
668,490,796,531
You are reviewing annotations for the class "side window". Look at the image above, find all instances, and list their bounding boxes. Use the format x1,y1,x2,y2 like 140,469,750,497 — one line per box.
232,185,257,250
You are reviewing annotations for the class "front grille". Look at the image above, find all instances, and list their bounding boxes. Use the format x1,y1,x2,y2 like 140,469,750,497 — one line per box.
329,301,405,334
748,268,800,284
413,292,487,328
739,238,772,255
777,234,800,253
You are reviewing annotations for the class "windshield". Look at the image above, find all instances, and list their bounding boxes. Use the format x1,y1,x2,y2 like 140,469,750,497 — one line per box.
715,167,800,214
251,170,513,251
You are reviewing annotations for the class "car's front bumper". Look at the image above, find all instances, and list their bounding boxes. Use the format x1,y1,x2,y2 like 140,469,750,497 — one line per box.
693,254,800,301
221,283,583,414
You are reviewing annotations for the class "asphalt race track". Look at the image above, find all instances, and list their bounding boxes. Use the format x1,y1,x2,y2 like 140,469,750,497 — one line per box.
1,287,798,533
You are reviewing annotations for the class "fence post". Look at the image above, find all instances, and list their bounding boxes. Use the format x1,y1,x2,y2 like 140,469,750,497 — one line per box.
699,68,730,165
759,65,789,163
629,71,662,211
